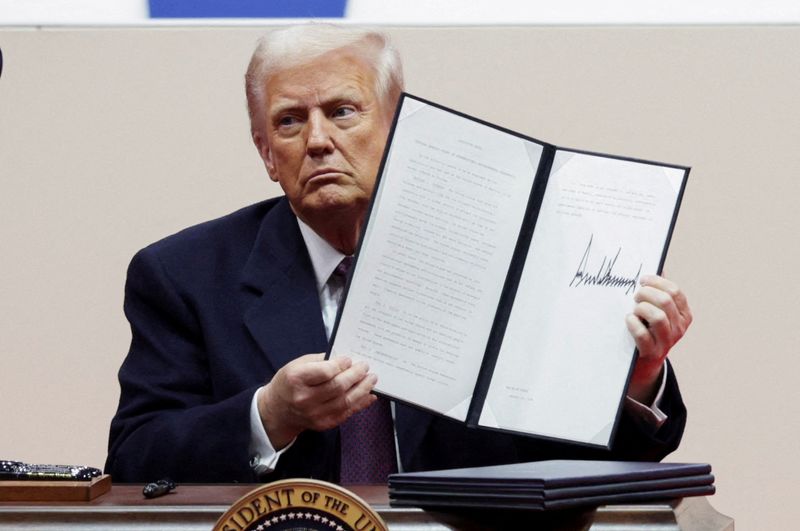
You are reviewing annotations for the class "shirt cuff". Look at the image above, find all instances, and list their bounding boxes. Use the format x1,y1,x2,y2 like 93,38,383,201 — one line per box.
624,361,669,430
248,386,295,476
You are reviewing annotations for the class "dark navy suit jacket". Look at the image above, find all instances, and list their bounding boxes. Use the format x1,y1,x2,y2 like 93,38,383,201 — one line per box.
105,197,686,483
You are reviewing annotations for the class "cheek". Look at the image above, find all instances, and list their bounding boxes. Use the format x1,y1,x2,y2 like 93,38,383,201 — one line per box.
272,144,305,184
357,136,388,177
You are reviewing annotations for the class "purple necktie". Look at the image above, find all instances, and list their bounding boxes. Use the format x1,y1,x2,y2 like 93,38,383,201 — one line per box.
339,397,397,484
332,255,353,286
332,256,397,484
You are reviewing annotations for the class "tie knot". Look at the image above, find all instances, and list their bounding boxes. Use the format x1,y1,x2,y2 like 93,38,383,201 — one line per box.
333,256,354,280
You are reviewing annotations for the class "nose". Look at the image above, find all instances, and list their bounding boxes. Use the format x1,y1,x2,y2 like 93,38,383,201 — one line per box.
306,109,335,157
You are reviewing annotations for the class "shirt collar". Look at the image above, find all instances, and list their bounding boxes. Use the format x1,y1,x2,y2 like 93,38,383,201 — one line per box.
297,218,346,294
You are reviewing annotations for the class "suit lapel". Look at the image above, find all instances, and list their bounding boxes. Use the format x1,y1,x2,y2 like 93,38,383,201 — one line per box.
239,198,433,468
241,198,329,372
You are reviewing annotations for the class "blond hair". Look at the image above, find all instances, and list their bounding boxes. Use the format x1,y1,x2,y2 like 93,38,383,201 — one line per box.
245,24,404,132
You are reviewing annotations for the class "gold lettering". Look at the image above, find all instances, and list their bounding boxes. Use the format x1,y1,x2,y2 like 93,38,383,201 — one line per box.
281,487,295,506
323,495,349,515
236,507,256,525
354,512,377,531
252,498,266,516
227,513,245,530
264,492,282,511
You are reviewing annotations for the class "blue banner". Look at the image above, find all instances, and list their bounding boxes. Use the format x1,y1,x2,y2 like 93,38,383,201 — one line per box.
149,0,348,18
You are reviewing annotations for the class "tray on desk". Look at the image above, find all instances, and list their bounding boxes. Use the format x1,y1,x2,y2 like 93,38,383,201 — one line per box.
0,474,111,502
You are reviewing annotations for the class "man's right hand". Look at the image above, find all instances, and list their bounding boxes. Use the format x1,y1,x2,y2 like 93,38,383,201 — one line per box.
257,353,377,450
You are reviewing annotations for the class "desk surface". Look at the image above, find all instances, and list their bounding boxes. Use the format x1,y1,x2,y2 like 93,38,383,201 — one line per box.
0,485,733,531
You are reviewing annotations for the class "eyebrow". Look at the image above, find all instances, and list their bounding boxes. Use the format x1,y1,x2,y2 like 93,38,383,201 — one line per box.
268,88,366,119
268,100,304,120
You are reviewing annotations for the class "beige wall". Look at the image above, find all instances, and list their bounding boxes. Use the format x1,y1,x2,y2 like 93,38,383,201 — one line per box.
1,26,798,528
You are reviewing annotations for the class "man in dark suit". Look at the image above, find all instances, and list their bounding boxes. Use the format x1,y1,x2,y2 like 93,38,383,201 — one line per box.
106,25,691,483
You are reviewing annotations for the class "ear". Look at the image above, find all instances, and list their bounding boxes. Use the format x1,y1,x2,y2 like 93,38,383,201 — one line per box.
252,130,278,183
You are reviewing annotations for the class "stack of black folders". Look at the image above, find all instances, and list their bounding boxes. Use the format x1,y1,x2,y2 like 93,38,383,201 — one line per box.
389,460,714,511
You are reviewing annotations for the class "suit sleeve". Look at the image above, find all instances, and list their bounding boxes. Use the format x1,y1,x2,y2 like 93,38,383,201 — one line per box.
105,247,259,483
606,358,686,461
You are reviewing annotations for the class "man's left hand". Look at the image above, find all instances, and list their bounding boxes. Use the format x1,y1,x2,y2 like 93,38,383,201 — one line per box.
625,274,693,403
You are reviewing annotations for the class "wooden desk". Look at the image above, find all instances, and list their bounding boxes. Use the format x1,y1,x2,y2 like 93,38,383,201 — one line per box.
0,485,733,530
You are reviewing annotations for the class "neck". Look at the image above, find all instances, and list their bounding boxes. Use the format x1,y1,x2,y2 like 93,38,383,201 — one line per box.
298,209,364,255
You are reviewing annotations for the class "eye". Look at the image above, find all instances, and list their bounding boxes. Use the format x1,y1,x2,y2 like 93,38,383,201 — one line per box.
332,106,356,119
274,114,304,136
278,115,300,127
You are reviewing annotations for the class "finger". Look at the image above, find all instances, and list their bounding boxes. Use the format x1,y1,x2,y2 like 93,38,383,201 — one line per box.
626,313,656,355
294,356,353,386
673,289,692,325
340,373,380,417
309,361,371,403
632,301,671,344
640,275,692,322
291,352,326,364
634,285,680,326
639,274,675,291
637,276,692,337
310,373,378,430
325,371,377,414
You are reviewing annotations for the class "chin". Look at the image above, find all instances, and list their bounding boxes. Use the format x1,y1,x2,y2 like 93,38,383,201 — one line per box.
314,185,369,209
300,191,368,220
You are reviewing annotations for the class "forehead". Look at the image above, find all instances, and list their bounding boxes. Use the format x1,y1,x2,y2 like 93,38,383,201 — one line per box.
264,50,380,112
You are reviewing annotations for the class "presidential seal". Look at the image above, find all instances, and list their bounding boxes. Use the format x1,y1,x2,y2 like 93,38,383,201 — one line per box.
214,479,388,531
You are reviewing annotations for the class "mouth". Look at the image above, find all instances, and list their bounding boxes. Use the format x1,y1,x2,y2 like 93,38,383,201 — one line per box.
304,169,348,185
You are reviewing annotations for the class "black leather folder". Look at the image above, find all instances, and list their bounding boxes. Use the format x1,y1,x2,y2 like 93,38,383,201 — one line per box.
389,460,714,511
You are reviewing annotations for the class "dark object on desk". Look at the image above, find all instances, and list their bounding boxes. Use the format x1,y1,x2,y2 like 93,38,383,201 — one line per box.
143,478,176,499
389,459,715,511
0,460,102,481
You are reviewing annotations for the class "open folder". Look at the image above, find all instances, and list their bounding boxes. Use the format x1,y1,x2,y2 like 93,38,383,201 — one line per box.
328,93,689,448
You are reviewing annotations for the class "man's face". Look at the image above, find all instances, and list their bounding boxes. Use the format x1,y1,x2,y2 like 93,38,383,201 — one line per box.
255,50,392,225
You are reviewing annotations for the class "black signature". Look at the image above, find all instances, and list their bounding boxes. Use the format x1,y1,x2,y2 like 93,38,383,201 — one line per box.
569,234,642,295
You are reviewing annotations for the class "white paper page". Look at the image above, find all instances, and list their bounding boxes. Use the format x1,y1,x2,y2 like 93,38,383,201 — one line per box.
331,98,542,420
480,151,684,444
